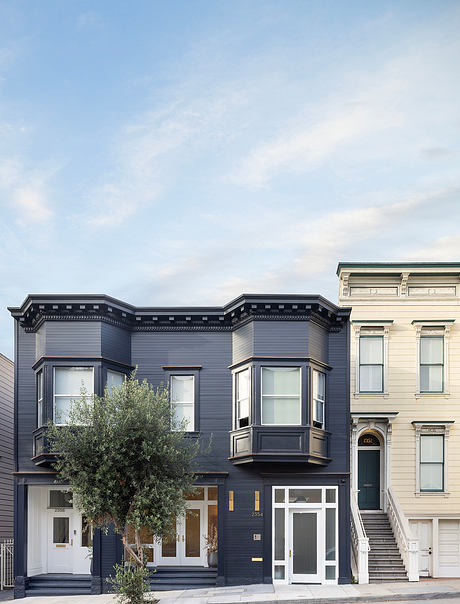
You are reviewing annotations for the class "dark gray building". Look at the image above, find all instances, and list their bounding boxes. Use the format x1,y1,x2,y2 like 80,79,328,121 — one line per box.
0,353,14,542
9,293,351,598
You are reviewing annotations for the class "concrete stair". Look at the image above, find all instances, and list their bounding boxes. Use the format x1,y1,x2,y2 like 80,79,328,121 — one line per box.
362,513,408,583
25,573,92,596
149,566,217,591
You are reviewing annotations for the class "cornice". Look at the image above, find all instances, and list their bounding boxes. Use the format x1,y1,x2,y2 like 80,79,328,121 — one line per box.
11,294,350,333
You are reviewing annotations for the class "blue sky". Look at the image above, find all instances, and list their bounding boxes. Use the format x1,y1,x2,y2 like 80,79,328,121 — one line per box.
1,0,460,358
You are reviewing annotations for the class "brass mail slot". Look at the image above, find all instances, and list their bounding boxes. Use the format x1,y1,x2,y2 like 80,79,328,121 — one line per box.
252,557,263,562
363,483,373,487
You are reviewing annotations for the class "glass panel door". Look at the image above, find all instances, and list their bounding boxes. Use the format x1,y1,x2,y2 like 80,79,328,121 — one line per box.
47,512,74,573
289,510,320,583
185,508,201,558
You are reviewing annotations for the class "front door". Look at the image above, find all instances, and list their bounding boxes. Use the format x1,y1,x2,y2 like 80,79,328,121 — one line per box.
157,505,206,566
289,510,321,583
358,450,380,509
48,511,73,573
410,520,432,577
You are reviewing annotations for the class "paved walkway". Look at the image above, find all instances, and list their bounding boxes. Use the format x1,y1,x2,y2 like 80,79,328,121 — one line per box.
5,578,460,603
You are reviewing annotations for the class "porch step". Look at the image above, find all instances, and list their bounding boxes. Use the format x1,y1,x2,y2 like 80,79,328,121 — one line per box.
25,574,91,597
149,566,217,591
361,513,408,584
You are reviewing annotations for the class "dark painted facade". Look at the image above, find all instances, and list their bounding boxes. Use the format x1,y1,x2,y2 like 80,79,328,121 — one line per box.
9,293,351,597
0,353,14,541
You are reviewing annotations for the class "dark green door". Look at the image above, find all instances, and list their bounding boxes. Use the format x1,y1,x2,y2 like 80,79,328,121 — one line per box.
358,450,380,509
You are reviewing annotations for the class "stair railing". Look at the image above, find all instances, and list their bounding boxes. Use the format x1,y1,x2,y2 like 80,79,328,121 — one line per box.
350,490,369,584
387,487,419,581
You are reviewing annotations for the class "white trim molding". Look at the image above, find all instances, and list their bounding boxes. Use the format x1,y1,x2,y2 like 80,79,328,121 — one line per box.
412,421,454,496
412,320,454,398
352,321,393,398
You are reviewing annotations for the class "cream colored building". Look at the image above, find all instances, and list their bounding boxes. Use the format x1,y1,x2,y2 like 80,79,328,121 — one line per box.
338,263,460,580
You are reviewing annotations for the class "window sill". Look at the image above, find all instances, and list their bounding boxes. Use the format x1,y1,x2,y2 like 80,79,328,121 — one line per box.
354,392,389,399
415,491,450,497
415,392,450,399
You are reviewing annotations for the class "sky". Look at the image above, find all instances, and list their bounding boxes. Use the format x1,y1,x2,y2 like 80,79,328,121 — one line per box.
1,0,460,359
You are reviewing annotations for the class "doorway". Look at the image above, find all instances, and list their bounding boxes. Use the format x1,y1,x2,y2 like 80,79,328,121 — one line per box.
358,432,381,510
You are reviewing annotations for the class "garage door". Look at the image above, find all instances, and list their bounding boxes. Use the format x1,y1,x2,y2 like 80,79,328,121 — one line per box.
438,520,460,577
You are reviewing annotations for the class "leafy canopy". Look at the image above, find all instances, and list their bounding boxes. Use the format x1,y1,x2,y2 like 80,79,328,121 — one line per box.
47,372,200,562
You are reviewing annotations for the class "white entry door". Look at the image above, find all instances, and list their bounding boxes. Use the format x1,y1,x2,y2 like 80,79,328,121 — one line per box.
289,510,321,583
410,520,432,577
47,510,92,574
157,503,206,566
48,511,74,573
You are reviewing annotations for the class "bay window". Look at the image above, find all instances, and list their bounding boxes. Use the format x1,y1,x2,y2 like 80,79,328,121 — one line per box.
53,367,94,424
261,367,301,425
37,370,44,427
171,375,195,431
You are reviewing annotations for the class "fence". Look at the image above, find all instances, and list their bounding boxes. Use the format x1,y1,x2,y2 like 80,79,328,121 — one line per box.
0,539,14,590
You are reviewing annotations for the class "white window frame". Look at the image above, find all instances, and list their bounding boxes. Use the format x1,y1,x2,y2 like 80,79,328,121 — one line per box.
53,367,94,426
413,321,453,398
272,486,338,585
234,367,251,429
261,366,301,426
413,422,453,496
312,370,325,429
170,374,195,432
353,322,391,398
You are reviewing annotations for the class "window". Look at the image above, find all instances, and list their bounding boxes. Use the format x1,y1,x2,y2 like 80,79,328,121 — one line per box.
53,367,94,424
235,368,250,428
37,370,44,427
313,371,325,429
420,435,444,492
49,490,73,508
107,369,125,395
359,336,383,393
261,367,301,425
420,336,444,393
171,375,194,431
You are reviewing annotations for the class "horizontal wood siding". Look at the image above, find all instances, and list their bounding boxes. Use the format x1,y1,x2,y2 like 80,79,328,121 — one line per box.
44,321,102,356
232,322,254,364
101,323,131,365
0,354,13,539
309,320,329,363
16,328,37,474
253,321,309,356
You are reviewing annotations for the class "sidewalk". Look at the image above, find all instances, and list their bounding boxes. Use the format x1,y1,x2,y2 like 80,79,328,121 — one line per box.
9,578,460,604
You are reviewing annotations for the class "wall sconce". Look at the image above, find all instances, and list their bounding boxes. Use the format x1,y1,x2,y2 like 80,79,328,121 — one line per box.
229,490,234,511
254,490,260,511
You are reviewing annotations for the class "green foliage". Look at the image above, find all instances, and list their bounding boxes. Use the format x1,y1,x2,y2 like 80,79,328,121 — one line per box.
108,562,153,604
47,371,200,601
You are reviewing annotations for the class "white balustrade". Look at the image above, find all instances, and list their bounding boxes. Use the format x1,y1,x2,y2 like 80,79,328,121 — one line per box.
350,491,369,584
387,487,419,581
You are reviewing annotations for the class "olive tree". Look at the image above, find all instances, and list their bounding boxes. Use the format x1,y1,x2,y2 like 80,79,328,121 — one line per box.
47,372,199,603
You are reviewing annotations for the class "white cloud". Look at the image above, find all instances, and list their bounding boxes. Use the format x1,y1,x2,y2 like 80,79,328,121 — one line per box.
406,234,460,261
14,186,52,222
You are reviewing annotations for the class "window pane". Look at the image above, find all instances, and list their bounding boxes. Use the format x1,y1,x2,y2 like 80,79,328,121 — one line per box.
274,565,285,580
420,464,443,490
313,371,325,400
420,365,443,392
293,513,317,574
262,367,300,396
420,337,443,364
359,365,383,392
289,489,321,503
55,367,93,395
326,489,336,503
50,491,73,508
238,398,249,420
326,508,336,560
237,370,249,400
53,517,69,543
54,397,74,424
82,516,93,547
172,402,194,430
37,371,43,399
107,370,124,394
421,435,443,462
360,337,383,364
315,400,324,425
274,489,285,503
325,566,336,580
274,508,285,560
186,487,204,500
171,376,194,403
262,396,300,424
208,486,218,501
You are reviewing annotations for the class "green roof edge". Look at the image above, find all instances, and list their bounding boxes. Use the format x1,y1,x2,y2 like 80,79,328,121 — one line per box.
336,262,460,276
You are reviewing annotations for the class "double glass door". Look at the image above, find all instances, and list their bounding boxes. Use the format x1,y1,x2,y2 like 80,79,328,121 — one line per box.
157,504,205,566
